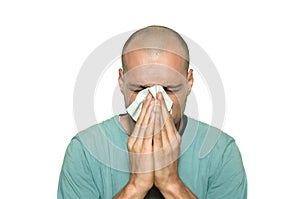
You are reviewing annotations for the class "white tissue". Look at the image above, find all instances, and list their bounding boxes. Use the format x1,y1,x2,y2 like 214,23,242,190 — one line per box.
126,85,173,121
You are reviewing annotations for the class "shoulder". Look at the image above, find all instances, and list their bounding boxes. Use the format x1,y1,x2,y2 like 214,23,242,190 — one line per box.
68,116,129,170
186,117,245,175
185,116,236,159
65,116,121,161
75,116,122,143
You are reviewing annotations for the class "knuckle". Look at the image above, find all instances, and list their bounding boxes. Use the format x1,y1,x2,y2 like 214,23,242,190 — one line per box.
173,143,180,151
133,143,141,151
143,145,152,152
174,132,181,140
177,134,181,142
127,141,133,150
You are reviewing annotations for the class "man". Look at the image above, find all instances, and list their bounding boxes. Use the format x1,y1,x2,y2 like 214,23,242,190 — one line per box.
58,25,247,199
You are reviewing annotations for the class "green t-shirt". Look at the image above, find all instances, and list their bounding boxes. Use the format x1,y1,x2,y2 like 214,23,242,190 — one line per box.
58,115,247,198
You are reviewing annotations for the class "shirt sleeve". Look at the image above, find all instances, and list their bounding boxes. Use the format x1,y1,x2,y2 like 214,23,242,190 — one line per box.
58,137,100,199
206,140,247,199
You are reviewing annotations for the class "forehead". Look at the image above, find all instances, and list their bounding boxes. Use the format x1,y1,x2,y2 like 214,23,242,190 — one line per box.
123,50,187,75
123,64,187,86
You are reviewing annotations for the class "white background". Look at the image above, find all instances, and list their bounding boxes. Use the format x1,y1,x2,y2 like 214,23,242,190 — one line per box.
1,0,299,198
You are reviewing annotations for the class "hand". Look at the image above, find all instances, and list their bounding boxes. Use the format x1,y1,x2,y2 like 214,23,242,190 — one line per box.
115,92,196,199
126,93,155,196
153,92,182,191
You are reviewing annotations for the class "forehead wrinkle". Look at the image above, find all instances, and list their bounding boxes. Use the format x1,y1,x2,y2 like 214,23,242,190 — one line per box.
125,74,184,88
122,50,188,76
123,48,188,64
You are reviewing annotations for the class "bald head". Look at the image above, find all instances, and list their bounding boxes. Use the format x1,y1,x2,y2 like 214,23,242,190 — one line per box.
122,25,190,72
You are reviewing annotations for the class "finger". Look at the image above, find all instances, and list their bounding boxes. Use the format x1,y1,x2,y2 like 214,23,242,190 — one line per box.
141,98,154,128
134,99,154,148
128,93,152,149
158,94,181,164
153,99,162,151
143,108,155,152
158,97,170,147
135,92,152,127
143,100,155,138
158,92,178,143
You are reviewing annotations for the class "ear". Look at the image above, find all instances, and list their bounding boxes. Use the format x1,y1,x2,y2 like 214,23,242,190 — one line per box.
118,68,124,94
187,69,194,95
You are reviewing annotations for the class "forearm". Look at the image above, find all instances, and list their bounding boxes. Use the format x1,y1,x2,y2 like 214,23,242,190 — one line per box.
160,179,198,199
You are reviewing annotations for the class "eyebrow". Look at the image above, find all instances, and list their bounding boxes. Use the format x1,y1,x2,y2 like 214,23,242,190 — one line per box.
165,84,182,88
128,84,147,88
128,83,182,88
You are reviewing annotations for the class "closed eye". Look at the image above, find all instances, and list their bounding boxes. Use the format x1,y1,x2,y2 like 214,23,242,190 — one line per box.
164,87,181,93
130,86,147,93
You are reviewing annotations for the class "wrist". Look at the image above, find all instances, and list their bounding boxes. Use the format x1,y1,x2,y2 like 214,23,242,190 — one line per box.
126,179,150,198
161,182,181,198
155,175,180,192
159,178,196,199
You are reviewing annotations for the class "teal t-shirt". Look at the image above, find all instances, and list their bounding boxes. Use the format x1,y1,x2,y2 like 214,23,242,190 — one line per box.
58,115,247,198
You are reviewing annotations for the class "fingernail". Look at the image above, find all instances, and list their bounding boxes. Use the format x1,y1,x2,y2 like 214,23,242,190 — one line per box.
147,93,152,100
150,99,154,106
157,92,162,100
153,100,158,112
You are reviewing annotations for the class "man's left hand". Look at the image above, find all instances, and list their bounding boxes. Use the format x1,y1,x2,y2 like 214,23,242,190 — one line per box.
152,92,197,199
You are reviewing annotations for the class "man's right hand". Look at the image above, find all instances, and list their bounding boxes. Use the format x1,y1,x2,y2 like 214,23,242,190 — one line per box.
114,93,155,199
